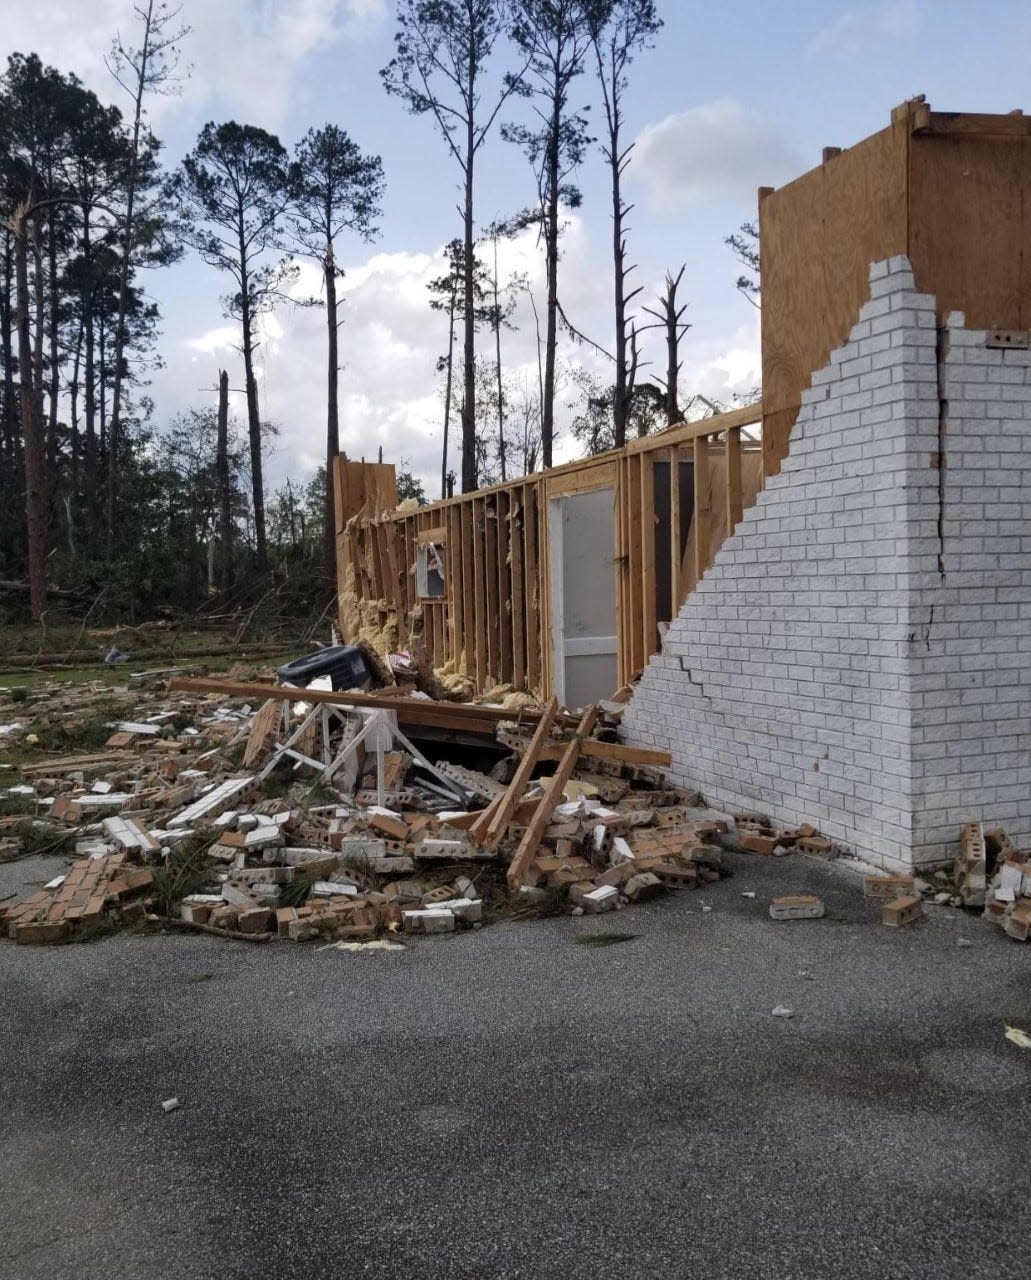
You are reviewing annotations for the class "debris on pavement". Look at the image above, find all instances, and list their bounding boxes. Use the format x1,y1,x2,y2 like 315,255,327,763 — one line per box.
881,895,923,928
769,894,824,921
3,672,812,948
1004,1026,1031,1050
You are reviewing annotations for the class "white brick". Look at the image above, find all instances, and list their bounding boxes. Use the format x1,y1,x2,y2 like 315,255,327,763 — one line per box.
622,254,1031,870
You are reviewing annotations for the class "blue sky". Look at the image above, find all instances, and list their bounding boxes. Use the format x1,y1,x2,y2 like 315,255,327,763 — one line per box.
9,0,1031,495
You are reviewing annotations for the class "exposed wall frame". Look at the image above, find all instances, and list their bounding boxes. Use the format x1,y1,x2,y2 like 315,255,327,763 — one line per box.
336,404,762,699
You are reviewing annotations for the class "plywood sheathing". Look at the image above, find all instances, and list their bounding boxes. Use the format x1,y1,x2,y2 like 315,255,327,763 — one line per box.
760,98,1031,476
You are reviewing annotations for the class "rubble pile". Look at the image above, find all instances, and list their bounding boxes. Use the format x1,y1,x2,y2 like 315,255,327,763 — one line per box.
976,822,1031,942
0,673,748,946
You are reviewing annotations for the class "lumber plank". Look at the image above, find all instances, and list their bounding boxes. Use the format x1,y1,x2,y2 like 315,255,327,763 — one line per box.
510,490,526,689
506,704,600,890
669,445,681,614
472,497,487,691
726,425,743,536
480,696,558,852
524,486,540,690
693,433,711,583
167,677,578,731
538,738,670,768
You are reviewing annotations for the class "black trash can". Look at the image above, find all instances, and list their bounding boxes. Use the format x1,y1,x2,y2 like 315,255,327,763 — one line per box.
276,645,370,691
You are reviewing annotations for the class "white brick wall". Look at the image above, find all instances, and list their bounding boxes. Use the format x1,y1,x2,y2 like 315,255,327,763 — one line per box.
623,256,1031,870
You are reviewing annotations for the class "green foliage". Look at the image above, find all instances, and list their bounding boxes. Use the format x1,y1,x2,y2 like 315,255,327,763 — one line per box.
149,841,216,917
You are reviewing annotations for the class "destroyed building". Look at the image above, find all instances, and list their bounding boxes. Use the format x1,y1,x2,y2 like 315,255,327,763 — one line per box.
338,99,1031,872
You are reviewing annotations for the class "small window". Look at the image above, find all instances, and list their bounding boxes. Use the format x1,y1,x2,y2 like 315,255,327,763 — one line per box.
416,542,446,598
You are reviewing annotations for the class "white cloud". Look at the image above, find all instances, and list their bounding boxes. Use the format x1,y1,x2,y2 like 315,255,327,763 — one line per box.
0,0,386,131
156,213,761,499
631,99,803,213
806,1,920,58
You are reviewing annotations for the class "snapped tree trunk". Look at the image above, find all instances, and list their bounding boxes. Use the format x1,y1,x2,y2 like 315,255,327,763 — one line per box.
611,143,628,448
107,0,154,554
460,135,477,493
239,278,267,570
542,109,561,470
216,367,232,593
324,247,339,584
441,282,456,500
14,210,46,623
493,234,506,481
47,211,60,479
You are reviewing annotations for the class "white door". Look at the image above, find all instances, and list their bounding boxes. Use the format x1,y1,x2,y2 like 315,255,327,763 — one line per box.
549,487,618,707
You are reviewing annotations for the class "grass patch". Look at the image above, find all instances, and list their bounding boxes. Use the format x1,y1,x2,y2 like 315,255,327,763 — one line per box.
8,820,74,858
17,702,125,758
575,931,637,947
278,870,319,909
149,842,217,917
0,793,38,818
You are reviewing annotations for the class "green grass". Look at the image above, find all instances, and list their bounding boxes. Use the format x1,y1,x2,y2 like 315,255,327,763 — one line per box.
6,820,74,858
149,842,217,917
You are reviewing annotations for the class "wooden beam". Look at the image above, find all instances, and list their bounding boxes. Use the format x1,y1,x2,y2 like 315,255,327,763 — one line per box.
506,704,600,890
511,492,526,689
693,433,711,584
669,445,681,614
472,497,487,691
168,677,580,732
726,424,743,537
538,738,671,768
524,486,541,691
640,455,656,669
461,503,474,677
477,696,558,852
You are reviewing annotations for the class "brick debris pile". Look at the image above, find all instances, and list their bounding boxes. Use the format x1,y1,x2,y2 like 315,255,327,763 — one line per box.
1,674,793,946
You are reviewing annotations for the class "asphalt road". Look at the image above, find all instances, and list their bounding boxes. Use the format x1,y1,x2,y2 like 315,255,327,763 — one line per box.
2,850,1030,1280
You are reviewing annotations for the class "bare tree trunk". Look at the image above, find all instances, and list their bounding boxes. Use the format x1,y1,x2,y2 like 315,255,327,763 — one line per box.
460,114,477,492
47,212,60,480
14,210,46,622
1,231,17,475
216,368,232,593
324,246,339,583
441,282,456,500
107,0,155,553
610,141,628,447
542,102,561,469
492,232,506,481
239,255,267,569
663,270,684,425
84,292,97,529
69,316,83,499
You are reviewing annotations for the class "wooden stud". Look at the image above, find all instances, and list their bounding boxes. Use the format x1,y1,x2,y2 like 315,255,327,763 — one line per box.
525,485,540,691
506,703,601,889
497,489,513,686
640,455,656,666
478,696,558,852
693,433,710,584
484,497,499,686
511,489,526,689
725,425,743,537
669,445,681,614
472,498,487,691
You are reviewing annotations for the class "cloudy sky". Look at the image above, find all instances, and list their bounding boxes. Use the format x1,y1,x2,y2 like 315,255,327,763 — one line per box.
8,0,1031,496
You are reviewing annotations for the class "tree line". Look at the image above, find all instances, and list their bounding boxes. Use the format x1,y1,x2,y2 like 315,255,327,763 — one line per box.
0,0,755,627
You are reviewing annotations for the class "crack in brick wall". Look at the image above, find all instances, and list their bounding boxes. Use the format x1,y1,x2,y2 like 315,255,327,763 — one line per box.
624,256,1031,871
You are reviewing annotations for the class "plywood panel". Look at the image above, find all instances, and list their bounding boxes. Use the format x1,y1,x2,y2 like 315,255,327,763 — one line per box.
760,122,909,474
909,133,1031,330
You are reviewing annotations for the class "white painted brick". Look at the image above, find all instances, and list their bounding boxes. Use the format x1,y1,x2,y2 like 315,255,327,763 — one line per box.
622,254,1031,870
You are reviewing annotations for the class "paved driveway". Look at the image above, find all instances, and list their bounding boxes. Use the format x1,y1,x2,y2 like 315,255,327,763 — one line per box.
2,851,1030,1279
